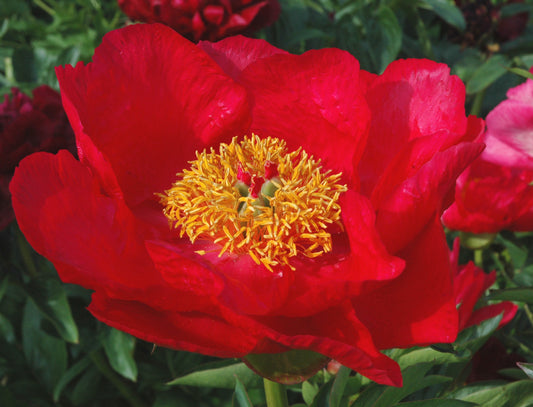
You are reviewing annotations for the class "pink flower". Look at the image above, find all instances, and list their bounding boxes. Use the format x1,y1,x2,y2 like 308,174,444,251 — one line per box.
483,70,533,171
443,72,533,234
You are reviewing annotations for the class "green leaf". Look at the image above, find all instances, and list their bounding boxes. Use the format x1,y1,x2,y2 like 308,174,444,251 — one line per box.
458,380,533,406
466,55,510,94
22,300,67,393
0,313,15,344
373,6,402,73
329,366,351,407
398,347,468,370
53,356,92,401
507,67,533,81
233,377,254,407
302,380,319,406
310,379,334,407
420,0,466,31
518,363,533,380
25,273,79,344
394,400,478,407
102,328,138,382
488,288,533,304
0,275,9,302
12,47,37,83
167,363,262,389
500,3,532,18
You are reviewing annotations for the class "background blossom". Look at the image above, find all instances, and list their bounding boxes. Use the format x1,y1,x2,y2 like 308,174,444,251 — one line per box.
117,0,280,41
0,86,75,231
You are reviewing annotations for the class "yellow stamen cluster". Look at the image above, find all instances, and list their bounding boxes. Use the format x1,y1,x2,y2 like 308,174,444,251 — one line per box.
159,134,347,271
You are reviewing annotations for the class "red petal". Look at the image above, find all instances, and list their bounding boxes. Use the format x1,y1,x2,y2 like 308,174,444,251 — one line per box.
198,35,287,81
466,302,518,329
251,302,402,386
89,291,259,357
240,48,370,187
56,23,250,208
9,151,189,312
360,59,471,195
376,142,484,254
354,217,458,349
145,239,293,315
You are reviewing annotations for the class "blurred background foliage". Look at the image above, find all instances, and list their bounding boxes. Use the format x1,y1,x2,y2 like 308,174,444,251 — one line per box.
2,0,533,406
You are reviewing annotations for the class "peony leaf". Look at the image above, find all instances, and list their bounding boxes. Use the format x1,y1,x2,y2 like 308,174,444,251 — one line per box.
22,300,67,393
394,400,478,407
25,273,79,344
102,328,138,382
373,6,402,73
233,377,254,407
354,364,451,407
329,365,351,407
0,313,15,344
455,380,533,406
52,357,92,401
167,363,262,389
466,55,510,94
488,288,533,304
302,380,319,406
398,347,468,370
507,67,533,81
420,0,466,31
518,363,533,380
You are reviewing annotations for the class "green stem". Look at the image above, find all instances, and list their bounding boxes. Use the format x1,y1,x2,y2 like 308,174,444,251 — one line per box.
90,351,147,407
264,378,289,407
474,249,483,268
469,88,487,117
33,0,56,16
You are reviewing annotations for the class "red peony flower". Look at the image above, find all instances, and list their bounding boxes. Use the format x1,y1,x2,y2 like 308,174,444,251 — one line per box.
442,159,533,233
10,24,483,386
450,239,517,331
117,0,280,42
442,73,533,234
0,86,75,231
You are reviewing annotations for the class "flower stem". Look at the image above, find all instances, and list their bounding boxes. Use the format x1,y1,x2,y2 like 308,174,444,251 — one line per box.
469,88,486,117
89,351,147,407
474,249,483,268
264,378,289,407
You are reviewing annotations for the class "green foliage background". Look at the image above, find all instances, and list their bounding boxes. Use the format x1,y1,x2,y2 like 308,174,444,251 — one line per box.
2,0,533,406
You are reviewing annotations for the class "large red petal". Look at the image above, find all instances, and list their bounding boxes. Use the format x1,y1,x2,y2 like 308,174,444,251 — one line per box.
56,23,251,208
360,59,471,195
275,190,404,317
145,239,293,316
198,35,287,80
249,302,402,386
89,291,259,357
10,151,194,312
376,142,484,254
240,48,371,187
354,217,458,349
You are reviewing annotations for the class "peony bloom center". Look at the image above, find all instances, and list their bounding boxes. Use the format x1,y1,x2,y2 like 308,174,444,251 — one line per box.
159,135,347,271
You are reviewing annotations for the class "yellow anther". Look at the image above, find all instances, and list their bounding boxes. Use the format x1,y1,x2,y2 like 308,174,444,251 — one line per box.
159,135,347,271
